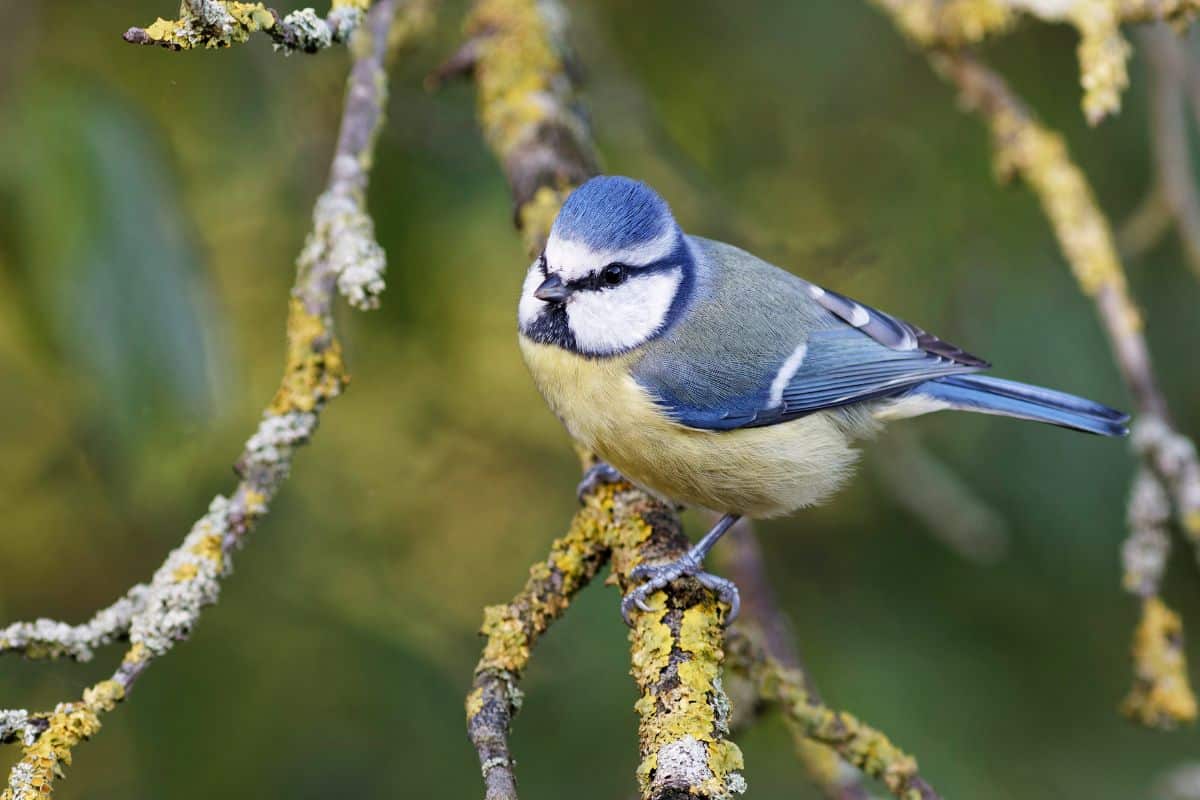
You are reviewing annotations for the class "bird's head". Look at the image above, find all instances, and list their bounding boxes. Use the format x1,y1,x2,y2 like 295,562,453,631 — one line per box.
519,176,694,356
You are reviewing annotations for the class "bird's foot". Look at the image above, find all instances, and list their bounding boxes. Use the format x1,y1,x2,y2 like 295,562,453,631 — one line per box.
576,461,624,503
620,553,741,626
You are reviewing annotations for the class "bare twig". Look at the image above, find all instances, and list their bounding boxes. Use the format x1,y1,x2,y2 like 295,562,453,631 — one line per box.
123,0,370,53
0,2,413,796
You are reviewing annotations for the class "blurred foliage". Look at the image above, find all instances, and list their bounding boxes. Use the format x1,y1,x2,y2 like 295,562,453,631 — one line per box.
0,2,1198,799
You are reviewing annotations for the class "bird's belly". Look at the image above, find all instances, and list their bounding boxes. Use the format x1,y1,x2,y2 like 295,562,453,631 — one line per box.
519,337,860,517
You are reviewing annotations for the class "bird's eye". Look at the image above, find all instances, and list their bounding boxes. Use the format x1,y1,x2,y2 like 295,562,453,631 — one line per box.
601,264,627,286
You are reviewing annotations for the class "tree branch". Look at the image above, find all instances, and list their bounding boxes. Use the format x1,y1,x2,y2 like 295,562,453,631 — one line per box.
0,2,416,797
123,0,371,53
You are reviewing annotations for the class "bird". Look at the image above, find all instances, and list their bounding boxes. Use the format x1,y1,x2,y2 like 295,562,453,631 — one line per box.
517,175,1129,625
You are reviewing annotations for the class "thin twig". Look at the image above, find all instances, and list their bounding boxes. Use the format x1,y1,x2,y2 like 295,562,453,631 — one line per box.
0,585,149,662
1,3,410,796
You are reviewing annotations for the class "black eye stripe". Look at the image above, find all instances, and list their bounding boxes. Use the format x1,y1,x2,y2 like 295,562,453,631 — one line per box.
563,261,673,291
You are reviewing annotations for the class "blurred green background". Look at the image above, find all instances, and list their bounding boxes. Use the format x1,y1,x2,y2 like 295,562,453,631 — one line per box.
2,2,1199,798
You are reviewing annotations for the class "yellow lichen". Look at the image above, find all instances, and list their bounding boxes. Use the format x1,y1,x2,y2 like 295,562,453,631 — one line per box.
468,0,564,159
1123,597,1198,727
242,488,267,515
139,2,276,50
872,0,1014,46
1,681,124,800
122,642,149,667
518,186,570,256
629,606,673,689
1184,509,1200,540
479,605,531,674
190,532,224,570
631,592,742,795
465,687,485,719
270,297,347,415
1070,3,1129,124
172,562,199,582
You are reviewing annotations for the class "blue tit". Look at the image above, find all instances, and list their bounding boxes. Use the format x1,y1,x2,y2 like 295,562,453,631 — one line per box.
517,175,1129,623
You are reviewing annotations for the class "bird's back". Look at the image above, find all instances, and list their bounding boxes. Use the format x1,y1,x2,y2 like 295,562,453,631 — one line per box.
632,236,837,416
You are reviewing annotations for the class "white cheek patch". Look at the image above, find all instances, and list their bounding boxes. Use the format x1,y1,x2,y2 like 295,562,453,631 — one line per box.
545,227,679,282
566,270,682,354
517,260,546,330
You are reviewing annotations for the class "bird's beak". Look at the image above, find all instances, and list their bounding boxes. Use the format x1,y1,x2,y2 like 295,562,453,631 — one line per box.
534,273,571,303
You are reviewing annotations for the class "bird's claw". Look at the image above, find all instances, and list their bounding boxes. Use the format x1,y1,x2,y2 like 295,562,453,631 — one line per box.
620,556,740,626
576,461,623,503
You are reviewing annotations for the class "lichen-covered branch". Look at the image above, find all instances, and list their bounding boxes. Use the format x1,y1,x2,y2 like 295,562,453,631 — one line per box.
466,502,613,800
872,0,1200,123
0,586,150,662
725,630,940,800
1,2,410,797
123,0,370,53
434,0,598,255
467,484,745,800
865,6,1200,725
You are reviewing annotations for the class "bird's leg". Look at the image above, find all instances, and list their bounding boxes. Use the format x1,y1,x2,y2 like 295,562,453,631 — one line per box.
576,460,624,503
621,513,742,625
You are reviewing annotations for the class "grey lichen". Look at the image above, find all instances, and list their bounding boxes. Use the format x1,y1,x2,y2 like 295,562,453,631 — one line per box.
278,8,334,51
1124,468,1172,597
0,711,44,748
306,180,388,311
654,736,717,793
126,496,232,661
239,411,318,488
0,585,150,661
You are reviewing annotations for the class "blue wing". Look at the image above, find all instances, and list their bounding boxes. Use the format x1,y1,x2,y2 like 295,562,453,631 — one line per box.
637,282,988,431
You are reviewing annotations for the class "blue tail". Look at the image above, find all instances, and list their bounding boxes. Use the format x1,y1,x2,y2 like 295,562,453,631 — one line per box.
913,375,1129,437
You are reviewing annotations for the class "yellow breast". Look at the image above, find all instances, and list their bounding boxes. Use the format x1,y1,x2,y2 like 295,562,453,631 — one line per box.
518,336,861,518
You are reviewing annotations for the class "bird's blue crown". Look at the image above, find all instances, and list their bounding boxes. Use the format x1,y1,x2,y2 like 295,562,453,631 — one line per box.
550,176,676,251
